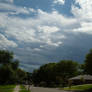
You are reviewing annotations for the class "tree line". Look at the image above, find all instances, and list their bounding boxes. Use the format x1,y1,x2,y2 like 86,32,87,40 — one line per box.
0,49,92,87
0,50,27,85
32,49,92,87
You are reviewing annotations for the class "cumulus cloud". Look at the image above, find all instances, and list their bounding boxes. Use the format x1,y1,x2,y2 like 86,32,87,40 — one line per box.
53,0,65,5
0,3,35,14
72,0,92,34
2,0,92,71
0,6,76,48
38,26,59,33
0,33,17,48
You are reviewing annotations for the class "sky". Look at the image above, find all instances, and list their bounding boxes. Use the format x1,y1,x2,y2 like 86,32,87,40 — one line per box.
0,0,92,72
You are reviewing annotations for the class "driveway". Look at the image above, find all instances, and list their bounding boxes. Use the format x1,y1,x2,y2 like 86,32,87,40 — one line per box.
30,87,69,92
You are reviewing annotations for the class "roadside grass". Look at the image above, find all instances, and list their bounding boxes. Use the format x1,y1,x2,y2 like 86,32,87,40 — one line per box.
0,85,15,92
63,84,92,91
20,85,30,92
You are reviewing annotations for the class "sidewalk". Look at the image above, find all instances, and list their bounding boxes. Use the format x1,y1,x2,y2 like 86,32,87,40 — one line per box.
13,85,20,92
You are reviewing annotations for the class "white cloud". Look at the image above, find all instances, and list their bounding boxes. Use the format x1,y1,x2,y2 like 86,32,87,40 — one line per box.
46,40,62,47
33,48,41,51
37,9,77,27
0,33,17,48
72,0,92,20
1,0,92,71
38,26,59,33
0,6,76,47
0,3,35,14
53,0,65,5
71,0,92,34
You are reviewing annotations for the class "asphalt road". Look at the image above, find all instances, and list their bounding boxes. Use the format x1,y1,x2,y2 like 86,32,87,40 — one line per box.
30,87,69,92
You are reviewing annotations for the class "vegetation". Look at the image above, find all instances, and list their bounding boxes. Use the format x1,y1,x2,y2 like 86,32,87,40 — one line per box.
0,48,92,90
20,85,30,92
0,50,27,84
84,49,92,75
32,60,79,87
0,85,15,92
32,49,92,87
63,84,92,91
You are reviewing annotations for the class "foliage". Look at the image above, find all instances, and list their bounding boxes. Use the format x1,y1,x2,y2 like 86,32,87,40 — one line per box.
16,69,27,83
32,60,79,87
84,49,92,75
0,50,13,64
0,50,27,84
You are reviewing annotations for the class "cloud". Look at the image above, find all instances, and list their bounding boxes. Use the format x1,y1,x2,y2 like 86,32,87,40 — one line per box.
33,48,41,51
53,0,65,5
0,3,35,14
7,0,13,3
71,0,92,34
0,0,14,3
38,26,59,33
0,33,17,48
2,0,92,71
0,6,76,48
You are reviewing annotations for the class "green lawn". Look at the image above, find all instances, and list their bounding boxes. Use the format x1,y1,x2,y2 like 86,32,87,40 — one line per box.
63,84,92,91
20,85,30,92
0,85,15,92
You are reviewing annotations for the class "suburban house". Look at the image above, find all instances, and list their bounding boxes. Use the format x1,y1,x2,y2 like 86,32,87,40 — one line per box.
69,75,92,85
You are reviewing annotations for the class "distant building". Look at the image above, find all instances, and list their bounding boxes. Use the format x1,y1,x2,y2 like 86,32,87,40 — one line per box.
69,75,92,85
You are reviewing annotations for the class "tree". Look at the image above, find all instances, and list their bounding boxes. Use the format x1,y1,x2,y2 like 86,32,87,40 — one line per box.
32,60,79,87
0,50,13,64
32,63,57,87
84,49,92,75
0,50,27,84
16,69,27,83
11,60,19,70
56,60,79,78
55,60,79,86
0,64,16,84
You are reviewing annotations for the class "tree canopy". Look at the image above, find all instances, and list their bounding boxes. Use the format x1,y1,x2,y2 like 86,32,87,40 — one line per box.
32,60,79,87
84,49,92,75
0,50,13,64
0,50,27,84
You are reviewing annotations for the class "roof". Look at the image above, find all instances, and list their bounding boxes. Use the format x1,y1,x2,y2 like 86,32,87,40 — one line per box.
69,75,92,80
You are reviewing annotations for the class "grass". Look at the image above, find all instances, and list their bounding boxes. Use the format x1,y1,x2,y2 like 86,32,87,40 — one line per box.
0,85,15,92
20,85,30,92
63,84,92,91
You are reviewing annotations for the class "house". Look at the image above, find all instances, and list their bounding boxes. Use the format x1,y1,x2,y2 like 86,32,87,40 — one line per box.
69,75,92,85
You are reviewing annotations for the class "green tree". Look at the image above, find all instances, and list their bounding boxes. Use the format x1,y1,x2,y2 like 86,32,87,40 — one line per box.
56,60,79,78
11,60,19,70
32,60,79,87
0,50,27,84
32,63,57,87
0,64,16,84
0,50,13,64
55,60,79,86
16,69,27,83
84,49,92,75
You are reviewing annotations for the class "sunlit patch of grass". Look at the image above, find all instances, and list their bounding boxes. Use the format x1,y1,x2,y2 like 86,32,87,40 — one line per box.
63,84,92,91
0,85,15,92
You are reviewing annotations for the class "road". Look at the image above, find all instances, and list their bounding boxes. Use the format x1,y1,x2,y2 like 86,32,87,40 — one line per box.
30,87,69,92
